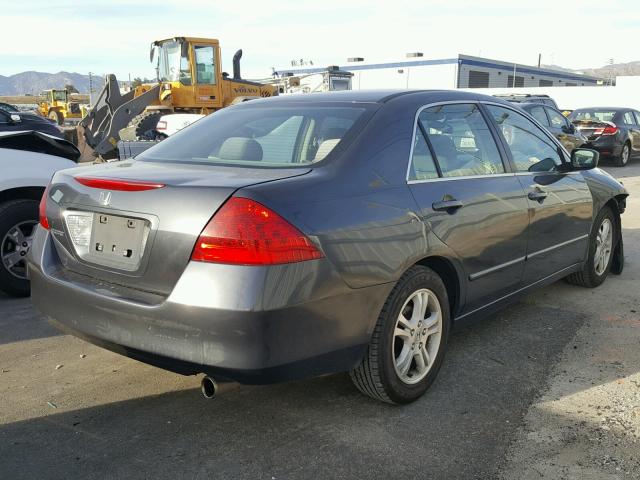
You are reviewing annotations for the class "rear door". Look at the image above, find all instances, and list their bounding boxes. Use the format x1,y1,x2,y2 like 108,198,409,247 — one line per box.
484,104,592,284
407,102,529,313
623,111,640,154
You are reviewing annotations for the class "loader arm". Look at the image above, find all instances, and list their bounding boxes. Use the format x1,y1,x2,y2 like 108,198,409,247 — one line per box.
80,74,160,156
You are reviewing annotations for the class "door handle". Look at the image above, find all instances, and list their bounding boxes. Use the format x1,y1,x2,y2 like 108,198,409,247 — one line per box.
432,199,464,212
528,190,548,203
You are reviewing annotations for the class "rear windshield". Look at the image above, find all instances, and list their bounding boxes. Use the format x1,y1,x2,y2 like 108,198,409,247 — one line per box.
137,104,371,167
569,110,617,122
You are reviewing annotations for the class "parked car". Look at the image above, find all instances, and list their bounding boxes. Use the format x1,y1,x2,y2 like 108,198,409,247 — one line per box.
568,108,640,166
518,102,587,152
29,91,627,404
493,93,559,109
0,132,79,296
0,102,19,113
0,108,64,138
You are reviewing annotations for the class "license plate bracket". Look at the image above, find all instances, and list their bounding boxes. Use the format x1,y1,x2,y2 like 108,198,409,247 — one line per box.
84,213,149,271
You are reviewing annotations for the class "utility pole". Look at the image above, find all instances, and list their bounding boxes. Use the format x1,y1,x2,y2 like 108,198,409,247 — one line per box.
88,72,93,107
537,53,541,68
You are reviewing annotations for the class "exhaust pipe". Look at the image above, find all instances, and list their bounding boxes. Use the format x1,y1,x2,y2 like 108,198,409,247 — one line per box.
232,49,243,80
201,376,219,399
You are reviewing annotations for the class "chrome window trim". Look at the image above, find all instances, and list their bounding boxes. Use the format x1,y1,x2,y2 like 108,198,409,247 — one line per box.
405,99,572,185
407,172,515,185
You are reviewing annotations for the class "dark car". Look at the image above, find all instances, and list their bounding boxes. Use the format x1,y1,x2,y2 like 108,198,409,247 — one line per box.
0,102,20,113
29,90,627,404
0,109,63,138
518,102,587,152
493,93,559,109
568,108,640,166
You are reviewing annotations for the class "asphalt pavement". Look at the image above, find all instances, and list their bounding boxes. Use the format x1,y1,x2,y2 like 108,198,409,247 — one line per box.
1,159,638,480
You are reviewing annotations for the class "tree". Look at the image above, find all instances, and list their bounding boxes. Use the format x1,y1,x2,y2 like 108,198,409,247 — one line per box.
65,84,79,94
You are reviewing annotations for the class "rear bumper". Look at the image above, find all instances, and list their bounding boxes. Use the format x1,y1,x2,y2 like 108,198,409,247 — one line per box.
586,136,622,157
28,229,391,384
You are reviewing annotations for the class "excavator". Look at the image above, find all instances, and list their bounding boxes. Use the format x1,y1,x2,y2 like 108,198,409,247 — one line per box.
80,37,277,158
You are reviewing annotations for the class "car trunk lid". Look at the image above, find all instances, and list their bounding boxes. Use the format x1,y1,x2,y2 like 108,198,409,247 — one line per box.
46,160,310,295
572,119,617,141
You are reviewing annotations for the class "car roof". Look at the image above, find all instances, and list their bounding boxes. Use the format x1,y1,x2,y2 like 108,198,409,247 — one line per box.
573,107,630,112
241,89,514,106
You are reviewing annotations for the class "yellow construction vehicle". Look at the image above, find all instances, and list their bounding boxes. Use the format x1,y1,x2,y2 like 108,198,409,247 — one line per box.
38,89,83,125
81,37,277,157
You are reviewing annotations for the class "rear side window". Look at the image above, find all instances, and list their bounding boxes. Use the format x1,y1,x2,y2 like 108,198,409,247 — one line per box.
414,103,505,178
487,105,562,173
623,112,637,125
546,108,568,128
409,128,438,181
137,105,369,166
528,106,549,126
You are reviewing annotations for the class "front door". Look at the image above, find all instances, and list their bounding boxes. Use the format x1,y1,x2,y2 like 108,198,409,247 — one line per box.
407,103,529,313
484,104,593,284
192,44,223,109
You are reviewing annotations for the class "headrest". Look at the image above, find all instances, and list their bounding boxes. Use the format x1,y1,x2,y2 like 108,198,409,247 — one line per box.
218,137,263,161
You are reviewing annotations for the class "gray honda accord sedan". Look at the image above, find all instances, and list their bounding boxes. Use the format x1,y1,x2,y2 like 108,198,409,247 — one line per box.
29,90,627,404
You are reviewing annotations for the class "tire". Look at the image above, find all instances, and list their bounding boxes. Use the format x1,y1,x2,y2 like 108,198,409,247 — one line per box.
566,206,616,288
350,266,450,404
48,110,63,125
132,111,164,140
613,142,630,167
0,199,39,297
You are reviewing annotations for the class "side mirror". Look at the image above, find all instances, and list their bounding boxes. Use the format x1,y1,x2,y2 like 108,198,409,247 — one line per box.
10,114,21,123
571,148,599,170
562,124,575,134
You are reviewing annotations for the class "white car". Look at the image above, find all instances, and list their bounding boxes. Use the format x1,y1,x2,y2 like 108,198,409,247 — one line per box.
155,113,205,138
0,132,78,296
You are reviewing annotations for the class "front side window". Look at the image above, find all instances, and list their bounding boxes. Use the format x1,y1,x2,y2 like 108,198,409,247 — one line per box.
137,105,370,166
417,103,505,178
486,105,562,173
194,45,216,85
53,91,67,102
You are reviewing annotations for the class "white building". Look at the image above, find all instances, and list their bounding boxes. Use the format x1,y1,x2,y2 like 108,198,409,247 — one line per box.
275,54,602,91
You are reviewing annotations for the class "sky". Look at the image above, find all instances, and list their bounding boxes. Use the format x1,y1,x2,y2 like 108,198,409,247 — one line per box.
2,0,639,80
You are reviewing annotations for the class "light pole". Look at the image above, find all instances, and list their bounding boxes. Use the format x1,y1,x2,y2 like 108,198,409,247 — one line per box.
347,57,364,90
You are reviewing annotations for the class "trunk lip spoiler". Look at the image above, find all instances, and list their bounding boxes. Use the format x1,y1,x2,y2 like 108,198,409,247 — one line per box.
74,176,166,191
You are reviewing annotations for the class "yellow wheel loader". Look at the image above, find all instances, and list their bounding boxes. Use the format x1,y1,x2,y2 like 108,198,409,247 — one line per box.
39,89,83,125
80,37,277,158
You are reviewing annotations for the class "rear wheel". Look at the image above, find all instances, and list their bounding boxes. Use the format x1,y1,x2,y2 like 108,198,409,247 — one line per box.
48,110,63,125
566,206,616,288
0,200,39,297
614,142,630,167
350,266,450,404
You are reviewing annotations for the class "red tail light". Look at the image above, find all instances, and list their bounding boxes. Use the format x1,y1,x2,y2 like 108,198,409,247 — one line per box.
191,197,324,265
39,184,50,230
602,124,618,136
74,176,165,191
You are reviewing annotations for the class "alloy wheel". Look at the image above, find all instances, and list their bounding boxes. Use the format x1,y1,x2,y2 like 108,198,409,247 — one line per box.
1,220,37,280
594,218,613,276
393,288,443,384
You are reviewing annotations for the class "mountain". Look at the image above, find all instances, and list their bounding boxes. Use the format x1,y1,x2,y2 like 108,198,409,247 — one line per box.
0,72,104,95
542,61,640,79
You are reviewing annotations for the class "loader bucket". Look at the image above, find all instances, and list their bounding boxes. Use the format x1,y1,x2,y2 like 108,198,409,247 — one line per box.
80,74,160,156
